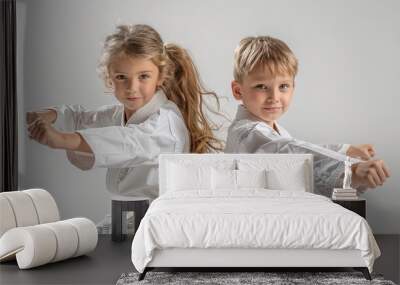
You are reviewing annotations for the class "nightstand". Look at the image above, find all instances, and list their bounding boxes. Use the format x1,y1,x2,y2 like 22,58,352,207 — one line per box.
332,198,366,218
111,196,149,242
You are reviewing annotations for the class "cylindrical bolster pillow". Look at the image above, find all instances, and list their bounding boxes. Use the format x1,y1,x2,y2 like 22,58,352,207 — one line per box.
23,189,60,224
42,221,79,262
63,218,98,257
0,196,17,237
0,189,59,238
0,218,98,269
0,225,57,268
0,191,39,228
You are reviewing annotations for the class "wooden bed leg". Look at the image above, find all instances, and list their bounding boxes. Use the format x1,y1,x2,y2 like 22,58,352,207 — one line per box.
354,267,372,280
138,268,147,281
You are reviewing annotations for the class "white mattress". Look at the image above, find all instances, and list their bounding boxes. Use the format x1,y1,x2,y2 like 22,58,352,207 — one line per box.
131,190,380,273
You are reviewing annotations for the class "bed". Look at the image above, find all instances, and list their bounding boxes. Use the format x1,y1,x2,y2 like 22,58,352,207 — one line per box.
131,154,380,280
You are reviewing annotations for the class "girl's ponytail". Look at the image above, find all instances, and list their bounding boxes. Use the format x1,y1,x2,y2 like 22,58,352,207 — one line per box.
162,44,223,153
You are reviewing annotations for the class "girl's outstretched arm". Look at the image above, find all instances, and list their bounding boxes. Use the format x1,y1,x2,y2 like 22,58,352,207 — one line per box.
27,117,92,153
26,110,57,125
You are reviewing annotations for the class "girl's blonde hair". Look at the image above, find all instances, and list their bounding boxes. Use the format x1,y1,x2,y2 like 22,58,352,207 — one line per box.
233,36,298,82
98,24,222,153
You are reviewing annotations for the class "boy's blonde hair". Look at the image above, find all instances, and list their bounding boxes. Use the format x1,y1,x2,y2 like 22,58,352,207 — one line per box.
98,24,222,153
233,36,298,82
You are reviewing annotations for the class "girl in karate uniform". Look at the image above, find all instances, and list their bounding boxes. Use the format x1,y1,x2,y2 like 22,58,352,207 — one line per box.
26,24,222,200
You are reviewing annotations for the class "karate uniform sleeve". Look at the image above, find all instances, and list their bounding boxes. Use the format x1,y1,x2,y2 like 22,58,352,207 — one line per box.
77,110,187,168
49,104,117,132
241,124,361,197
48,105,118,170
317,144,350,155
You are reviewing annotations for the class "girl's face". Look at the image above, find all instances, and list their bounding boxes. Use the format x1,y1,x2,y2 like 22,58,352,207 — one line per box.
232,65,295,128
109,54,163,120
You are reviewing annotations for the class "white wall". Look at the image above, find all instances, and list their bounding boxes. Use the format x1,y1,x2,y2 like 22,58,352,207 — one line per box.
17,0,400,233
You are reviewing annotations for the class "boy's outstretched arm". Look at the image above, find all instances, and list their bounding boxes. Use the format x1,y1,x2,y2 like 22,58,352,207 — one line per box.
314,144,375,160
239,125,390,196
346,144,376,160
351,160,390,188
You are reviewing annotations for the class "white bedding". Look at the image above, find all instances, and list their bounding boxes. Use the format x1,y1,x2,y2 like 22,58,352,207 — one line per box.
131,190,380,273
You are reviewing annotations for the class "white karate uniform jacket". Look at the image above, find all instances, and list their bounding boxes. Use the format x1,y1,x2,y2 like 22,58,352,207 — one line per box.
51,91,190,200
225,105,362,197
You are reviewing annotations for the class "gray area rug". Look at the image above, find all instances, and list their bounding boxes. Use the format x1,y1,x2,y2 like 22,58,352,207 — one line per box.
116,271,396,285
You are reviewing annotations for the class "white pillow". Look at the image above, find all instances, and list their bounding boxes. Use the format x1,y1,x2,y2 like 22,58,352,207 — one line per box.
212,168,236,190
238,159,309,192
266,169,307,191
167,162,212,191
211,168,268,191
236,169,268,189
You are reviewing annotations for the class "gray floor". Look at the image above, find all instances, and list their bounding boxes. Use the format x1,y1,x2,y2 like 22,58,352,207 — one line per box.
0,235,133,285
375,234,400,284
0,235,399,285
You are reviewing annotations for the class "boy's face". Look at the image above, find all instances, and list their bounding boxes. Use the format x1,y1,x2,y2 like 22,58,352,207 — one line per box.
231,65,295,127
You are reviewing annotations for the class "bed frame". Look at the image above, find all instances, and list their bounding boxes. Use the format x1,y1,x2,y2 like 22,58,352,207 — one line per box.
138,154,372,281
139,248,371,280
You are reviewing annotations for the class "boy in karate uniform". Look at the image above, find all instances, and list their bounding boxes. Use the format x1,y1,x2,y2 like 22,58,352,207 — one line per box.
225,36,390,196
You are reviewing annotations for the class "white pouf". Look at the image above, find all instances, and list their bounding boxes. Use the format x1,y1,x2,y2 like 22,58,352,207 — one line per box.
0,218,98,269
0,189,97,269
0,189,60,237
